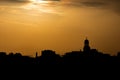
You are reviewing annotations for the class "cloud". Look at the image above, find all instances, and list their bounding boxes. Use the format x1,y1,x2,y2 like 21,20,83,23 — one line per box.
62,0,120,14
81,2,105,7
0,0,60,2
0,0,33,2
0,0,120,14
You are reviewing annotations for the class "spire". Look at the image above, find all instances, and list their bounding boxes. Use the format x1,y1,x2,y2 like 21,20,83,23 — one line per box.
36,52,38,58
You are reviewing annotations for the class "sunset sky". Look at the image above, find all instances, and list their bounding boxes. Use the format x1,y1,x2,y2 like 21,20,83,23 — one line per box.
0,0,120,56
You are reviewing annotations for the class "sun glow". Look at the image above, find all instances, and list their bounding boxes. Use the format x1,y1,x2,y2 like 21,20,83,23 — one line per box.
30,0,43,3
21,1,60,14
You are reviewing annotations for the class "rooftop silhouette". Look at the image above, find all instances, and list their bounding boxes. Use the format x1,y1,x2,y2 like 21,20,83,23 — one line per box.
0,38,120,65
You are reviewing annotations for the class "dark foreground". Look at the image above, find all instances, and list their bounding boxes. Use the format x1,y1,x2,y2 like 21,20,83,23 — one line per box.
0,50,120,65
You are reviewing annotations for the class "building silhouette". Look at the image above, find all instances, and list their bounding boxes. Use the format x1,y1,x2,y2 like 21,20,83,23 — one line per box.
83,38,91,53
0,38,120,64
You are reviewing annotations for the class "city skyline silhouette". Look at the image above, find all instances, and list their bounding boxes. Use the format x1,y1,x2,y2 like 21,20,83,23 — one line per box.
0,38,120,64
0,0,120,56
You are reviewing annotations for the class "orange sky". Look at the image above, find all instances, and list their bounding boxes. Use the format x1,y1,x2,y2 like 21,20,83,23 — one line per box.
0,1,120,56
